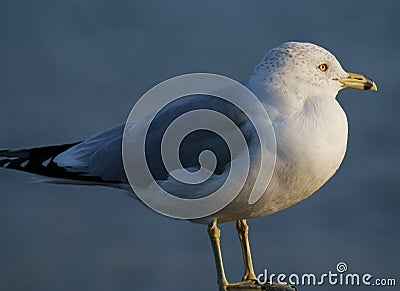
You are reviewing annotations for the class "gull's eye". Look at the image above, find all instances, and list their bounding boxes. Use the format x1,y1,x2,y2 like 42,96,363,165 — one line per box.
318,63,328,72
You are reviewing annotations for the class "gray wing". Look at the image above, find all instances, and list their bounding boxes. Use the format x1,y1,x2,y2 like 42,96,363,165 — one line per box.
2,95,259,188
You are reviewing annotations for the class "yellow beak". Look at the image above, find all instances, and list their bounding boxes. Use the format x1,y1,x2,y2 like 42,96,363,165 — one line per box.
338,72,377,91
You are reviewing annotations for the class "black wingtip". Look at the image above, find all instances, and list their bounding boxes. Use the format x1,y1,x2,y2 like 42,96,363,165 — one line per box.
0,142,119,184
0,142,80,174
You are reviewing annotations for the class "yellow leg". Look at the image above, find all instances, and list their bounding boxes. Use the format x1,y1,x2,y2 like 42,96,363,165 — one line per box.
208,220,260,291
208,220,229,291
236,219,257,281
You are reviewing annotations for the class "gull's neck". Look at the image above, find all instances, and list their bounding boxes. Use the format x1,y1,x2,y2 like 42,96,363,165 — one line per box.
247,75,309,115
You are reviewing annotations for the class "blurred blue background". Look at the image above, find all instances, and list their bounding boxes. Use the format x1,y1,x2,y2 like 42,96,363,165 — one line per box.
0,0,398,290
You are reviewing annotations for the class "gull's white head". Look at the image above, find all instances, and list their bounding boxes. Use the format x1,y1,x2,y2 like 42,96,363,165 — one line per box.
248,42,377,110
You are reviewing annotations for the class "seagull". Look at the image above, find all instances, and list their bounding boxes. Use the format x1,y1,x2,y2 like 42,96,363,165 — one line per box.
0,42,377,291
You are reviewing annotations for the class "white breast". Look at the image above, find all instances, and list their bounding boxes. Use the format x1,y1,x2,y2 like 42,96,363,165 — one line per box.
212,96,348,223
259,97,348,214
